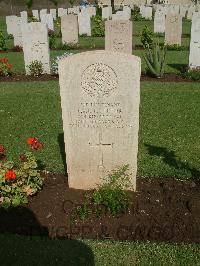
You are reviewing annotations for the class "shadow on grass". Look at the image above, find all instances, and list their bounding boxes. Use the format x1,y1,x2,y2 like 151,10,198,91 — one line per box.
58,132,67,175
145,144,200,178
167,64,187,73
0,206,94,265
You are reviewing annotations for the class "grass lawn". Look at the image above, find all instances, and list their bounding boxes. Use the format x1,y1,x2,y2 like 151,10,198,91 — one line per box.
1,49,189,74
0,234,200,265
0,81,199,179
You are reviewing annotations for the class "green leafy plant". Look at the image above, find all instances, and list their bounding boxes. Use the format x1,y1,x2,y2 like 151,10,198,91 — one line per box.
12,45,23,52
183,67,200,81
49,30,57,49
0,31,6,51
7,34,13,39
25,0,33,10
140,25,154,49
69,0,75,7
0,138,44,209
75,165,131,220
0,58,13,76
28,16,39,22
28,60,44,76
144,42,167,78
132,6,143,21
92,15,105,37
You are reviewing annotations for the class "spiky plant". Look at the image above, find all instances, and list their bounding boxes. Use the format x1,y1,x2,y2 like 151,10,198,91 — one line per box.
144,42,167,78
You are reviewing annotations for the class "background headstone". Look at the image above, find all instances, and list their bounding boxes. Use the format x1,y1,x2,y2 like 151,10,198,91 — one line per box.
112,10,130,20
20,11,28,23
105,20,132,54
50,9,57,20
165,14,182,45
78,13,91,36
154,10,165,33
32,10,39,20
189,12,200,69
22,22,50,74
6,15,16,35
58,50,141,190
12,17,23,46
102,6,112,19
61,14,78,44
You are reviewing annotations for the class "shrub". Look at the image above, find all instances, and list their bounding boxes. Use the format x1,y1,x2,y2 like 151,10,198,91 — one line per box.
61,42,79,50
91,15,105,37
0,138,44,209
12,45,23,52
0,58,13,76
75,165,131,220
25,0,33,10
132,6,143,21
7,34,13,39
144,42,167,78
51,52,73,75
183,67,200,81
49,30,57,49
28,16,39,22
0,31,6,51
28,60,44,76
140,25,154,49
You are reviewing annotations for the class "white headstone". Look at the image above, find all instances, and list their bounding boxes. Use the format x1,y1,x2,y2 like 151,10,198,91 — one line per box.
102,6,112,19
68,6,80,15
61,15,78,44
20,11,28,23
165,14,182,45
154,11,165,33
40,9,47,18
105,20,132,54
21,22,50,74
189,12,200,69
6,15,17,35
41,14,54,31
112,10,131,20
58,50,141,190
78,13,91,36
32,10,39,20
50,9,57,20
13,17,23,46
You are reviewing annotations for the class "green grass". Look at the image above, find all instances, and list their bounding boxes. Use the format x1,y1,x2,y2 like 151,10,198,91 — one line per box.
0,81,199,179
0,234,199,266
1,49,189,74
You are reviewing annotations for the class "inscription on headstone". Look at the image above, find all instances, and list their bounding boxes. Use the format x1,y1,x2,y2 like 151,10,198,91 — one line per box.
58,50,141,190
105,20,132,54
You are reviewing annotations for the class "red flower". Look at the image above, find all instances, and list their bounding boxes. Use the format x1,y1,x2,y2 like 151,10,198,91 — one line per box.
27,137,38,145
31,141,43,150
0,145,5,155
5,170,17,180
6,63,12,69
27,137,43,150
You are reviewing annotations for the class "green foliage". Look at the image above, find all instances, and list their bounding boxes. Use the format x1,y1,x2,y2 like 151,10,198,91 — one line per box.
69,0,75,7
183,67,200,81
49,30,56,49
0,152,43,209
28,60,44,76
92,15,105,37
132,5,143,21
75,165,131,220
50,0,59,6
165,44,185,51
144,42,167,78
25,0,33,9
0,31,6,51
140,25,154,48
28,16,39,22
